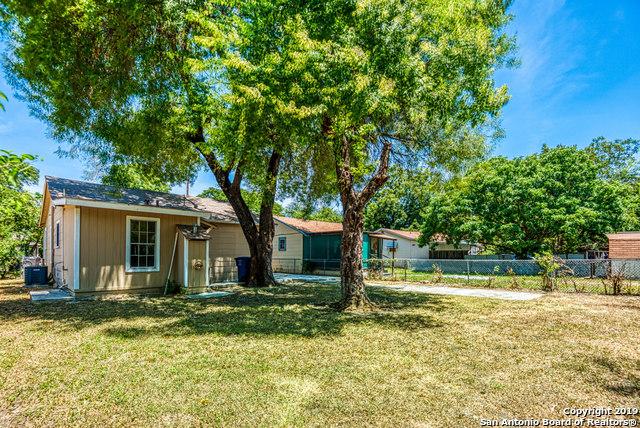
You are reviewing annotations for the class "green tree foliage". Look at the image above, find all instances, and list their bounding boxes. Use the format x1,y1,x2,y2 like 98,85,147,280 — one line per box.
0,90,6,111
420,140,638,257
284,203,343,223
0,150,41,277
1,0,319,286
199,187,284,215
100,163,170,193
364,168,443,231
2,0,514,296
276,0,515,308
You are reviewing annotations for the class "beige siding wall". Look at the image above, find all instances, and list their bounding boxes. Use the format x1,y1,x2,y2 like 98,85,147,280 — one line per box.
62,207,76,289
272,222,304,273
186,240,208,290
176,236,185,286
79,207,197,293
208,223,250,282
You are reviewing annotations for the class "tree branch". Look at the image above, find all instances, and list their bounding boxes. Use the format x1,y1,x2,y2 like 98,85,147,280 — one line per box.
359,139,392,204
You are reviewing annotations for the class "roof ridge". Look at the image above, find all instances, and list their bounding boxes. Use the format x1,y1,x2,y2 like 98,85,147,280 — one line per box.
45,176,238,210
275,215,342,226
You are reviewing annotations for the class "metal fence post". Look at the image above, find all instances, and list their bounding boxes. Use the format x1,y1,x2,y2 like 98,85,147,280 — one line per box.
467,260,470,283
404,259,408,281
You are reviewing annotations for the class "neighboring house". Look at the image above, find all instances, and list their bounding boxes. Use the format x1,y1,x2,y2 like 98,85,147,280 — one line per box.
40,177,250,295
272,216,397,273
371,228,482,260
372,228,428,260
607,232,640,259
428,234,482,259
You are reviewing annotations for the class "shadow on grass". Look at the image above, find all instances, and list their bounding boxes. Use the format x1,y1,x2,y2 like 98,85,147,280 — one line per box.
592,356,640,398
0,282,450,339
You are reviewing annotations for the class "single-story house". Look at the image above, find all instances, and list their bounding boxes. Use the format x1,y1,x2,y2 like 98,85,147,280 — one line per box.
607,232,640,259
427,234,482,259
272,216,396,273
371,228,428,260
40,176,250,296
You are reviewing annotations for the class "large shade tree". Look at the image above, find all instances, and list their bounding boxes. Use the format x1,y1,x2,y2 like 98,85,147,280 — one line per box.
420,140,638,257
0,150,41,277
1,0,319,286
3,0,515,304
199,187,284,216
281,0,515,308
364,167,446,231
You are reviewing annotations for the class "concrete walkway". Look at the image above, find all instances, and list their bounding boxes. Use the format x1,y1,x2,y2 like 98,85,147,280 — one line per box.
275,273,543,301
275,273,340,284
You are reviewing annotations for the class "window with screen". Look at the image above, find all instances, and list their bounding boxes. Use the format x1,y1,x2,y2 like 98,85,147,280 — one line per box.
127,217,159,271
278,237,286,251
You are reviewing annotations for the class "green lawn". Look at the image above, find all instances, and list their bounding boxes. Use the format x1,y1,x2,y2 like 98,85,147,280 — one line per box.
1,278,639,427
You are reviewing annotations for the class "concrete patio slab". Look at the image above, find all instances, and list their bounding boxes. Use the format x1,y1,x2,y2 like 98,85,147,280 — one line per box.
30,288,74,303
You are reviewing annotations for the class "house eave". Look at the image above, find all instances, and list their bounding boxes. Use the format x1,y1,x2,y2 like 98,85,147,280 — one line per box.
52,197,211,219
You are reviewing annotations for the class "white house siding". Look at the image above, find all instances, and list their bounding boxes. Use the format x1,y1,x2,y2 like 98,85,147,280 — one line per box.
51,205,65,287
381,236,429,260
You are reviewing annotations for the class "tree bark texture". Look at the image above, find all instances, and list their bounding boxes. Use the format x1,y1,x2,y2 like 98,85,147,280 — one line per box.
334,132,392,310
193,129,279,287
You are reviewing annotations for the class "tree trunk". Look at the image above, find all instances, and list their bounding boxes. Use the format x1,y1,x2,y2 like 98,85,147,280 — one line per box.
338,196,372,310
249,150,281,287
333,132,392,310
194,129,280,287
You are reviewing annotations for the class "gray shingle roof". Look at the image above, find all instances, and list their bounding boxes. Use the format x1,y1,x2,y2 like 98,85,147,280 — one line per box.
45,176,243,224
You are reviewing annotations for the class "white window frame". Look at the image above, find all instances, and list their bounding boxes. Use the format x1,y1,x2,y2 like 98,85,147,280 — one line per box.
55,221,60,248
125,215,161,273
278,236,286,252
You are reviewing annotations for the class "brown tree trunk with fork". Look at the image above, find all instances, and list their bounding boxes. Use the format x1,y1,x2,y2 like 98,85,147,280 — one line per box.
192,128,279,287
334,132,392,310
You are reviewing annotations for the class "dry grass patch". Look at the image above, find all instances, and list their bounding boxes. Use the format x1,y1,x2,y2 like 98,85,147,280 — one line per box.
0,278,638,427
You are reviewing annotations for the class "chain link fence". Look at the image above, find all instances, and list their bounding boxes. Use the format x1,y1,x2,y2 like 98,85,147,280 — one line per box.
272,258,340,276
272,257,640,295
366,258,640,295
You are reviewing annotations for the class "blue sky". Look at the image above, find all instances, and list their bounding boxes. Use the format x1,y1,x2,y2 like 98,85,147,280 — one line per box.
0,0,639,194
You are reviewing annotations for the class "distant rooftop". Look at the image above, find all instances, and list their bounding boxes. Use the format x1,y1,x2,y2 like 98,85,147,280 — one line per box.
608,232,640,240
375,228,421,241
45,176,242,223
275,216,343,234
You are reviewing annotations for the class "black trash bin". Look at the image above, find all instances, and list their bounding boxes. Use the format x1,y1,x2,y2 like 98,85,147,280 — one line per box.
235,256,252,283
24,266,48,286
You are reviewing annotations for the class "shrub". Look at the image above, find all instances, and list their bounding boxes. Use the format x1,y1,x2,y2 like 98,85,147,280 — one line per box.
535,252,562,291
